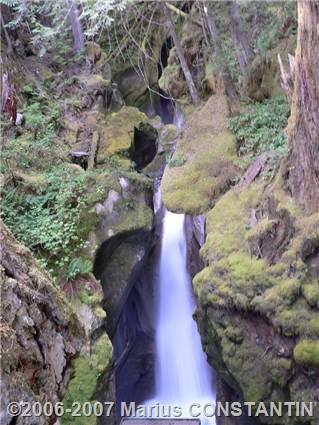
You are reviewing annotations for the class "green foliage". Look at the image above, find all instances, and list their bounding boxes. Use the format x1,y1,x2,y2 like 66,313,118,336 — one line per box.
2,0,130,58
0,0,27,29
1,167,97,277
229,96,290,161
1,98,63,171
166,152,186,168
24,102,47,130
80,0,129,38
67,257,93,280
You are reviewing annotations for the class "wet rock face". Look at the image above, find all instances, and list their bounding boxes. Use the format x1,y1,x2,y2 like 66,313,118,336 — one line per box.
94,229,154,335
132,125,158,171
113,243,159,409
0,221,84,425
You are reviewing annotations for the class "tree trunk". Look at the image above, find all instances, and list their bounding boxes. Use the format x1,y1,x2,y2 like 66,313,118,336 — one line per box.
203,3,237,98
230,0,251,77
0,13,14,57
284,1,319,213
162,2,200,107
65,0,85,52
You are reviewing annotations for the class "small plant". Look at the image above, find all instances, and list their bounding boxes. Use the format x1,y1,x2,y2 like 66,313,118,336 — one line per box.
67,257,93,281
229,96,290,161
166,152,186,168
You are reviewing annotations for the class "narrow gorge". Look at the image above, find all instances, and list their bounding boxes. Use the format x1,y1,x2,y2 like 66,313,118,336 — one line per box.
1,2,318,425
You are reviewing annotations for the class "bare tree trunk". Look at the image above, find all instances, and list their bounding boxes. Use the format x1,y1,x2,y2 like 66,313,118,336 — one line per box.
162,2,200,107
284,1,319,213
278,53,295,104
203,3,237,98
65,0,85,52
230,0,251,77
0,12,13,56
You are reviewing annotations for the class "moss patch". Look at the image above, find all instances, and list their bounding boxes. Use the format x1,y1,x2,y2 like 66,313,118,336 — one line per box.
294,340,319,367
62,334,112,425
97,106,147,163
161,95,237,214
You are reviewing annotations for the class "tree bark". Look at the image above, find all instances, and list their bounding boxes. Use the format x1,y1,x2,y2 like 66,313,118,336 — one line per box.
230,0,252,77
203,3,237,98
65,0,85,52
284,1,319,213
162,2,200,107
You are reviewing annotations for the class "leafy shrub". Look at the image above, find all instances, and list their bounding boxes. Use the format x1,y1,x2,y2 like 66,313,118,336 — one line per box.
229,96,290,161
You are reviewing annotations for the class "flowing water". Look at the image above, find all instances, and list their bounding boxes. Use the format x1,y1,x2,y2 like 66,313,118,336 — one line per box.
147,211,216,423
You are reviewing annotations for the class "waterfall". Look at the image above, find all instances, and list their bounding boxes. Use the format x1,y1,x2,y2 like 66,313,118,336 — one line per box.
148,210,216,423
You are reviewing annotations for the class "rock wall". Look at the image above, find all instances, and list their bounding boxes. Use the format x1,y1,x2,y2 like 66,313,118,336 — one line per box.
0,221,84,425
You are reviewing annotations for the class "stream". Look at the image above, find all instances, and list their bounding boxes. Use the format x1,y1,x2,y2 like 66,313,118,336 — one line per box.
145,101,216,422
150,210,216,420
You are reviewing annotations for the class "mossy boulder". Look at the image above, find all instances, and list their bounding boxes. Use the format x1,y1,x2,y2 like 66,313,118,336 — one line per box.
161,94,238,214
94,176,154,246
294,340,319,367
96,106,148,163
193,178,319,422
80,74,111,93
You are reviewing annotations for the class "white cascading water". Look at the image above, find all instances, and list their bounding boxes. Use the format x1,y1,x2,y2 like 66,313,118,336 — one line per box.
149,210,216,423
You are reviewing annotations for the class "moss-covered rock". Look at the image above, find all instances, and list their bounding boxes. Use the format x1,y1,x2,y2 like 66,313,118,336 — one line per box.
80,74,111,93
194,178,319,422
96,106,148,163
294,340,319,367
62,334,113,425
161,94,238,214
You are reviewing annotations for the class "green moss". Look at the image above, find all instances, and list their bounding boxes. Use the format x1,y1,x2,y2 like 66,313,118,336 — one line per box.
294,340,319,367
94,306,107,319
80,74,111,92
246,218,276,240
224,325,243,344
273,299,316,337
302,283,319,308
62,335,113,425
220,339,271,402
201,184,262,262
308,317,319,336
97,106,147,163
112,202,153,234
62,357,99,425
161,95,238,214
252,279,300,320
91,334,113,373
78,288,103,306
